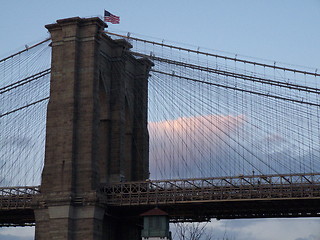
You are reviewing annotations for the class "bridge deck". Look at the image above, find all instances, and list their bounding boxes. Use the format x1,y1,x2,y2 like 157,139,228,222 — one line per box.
100,173,320,221
0,186,39,226
101,173,320,205
1,174,320,225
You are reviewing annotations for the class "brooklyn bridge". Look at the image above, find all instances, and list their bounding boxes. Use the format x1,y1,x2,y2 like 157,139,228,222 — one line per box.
0,17,320,239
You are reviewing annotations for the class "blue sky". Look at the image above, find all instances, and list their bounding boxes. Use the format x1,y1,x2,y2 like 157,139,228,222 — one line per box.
1,0,320,239
0,0,319,69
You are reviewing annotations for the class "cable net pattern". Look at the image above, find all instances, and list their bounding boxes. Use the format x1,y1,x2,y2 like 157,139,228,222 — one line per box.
0,40,51,187
107,33,320,179
1,33,320,186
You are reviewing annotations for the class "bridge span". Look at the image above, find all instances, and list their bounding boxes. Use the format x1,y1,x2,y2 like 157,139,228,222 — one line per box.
1,173,320,226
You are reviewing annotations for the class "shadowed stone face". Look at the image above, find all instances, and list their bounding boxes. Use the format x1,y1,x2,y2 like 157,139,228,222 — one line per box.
34,17,153,240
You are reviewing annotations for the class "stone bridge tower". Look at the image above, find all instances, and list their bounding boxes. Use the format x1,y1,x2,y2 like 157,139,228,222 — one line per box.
34,17,153,240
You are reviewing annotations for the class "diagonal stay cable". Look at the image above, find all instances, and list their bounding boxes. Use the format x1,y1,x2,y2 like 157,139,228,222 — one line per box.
133,52,320,94
152,70,320,107
0,38,51,64
0,69,51,94
0,97,49,118
105,32,320,77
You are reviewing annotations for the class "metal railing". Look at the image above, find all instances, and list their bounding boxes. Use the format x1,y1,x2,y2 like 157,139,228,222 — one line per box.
100,173,320,206
1,173,320,209
0,186,40,209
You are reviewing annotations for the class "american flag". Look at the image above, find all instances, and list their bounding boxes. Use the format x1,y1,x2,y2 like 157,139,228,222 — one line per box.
104,10,120,24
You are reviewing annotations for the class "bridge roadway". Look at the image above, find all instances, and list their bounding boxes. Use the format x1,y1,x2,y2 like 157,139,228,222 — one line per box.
0,186,39,226
1,173,320,226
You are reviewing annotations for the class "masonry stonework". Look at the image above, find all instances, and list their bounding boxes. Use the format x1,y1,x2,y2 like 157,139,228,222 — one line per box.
34,17,153,240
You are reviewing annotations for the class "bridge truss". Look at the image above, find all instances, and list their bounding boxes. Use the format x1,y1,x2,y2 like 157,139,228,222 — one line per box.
1,173,320,225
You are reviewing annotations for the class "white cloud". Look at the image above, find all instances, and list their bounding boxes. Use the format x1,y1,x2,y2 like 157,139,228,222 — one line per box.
205,218,320,240
0,227,34,240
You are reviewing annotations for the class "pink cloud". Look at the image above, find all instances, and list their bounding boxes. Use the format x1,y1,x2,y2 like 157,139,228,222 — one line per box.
148,114,246,179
